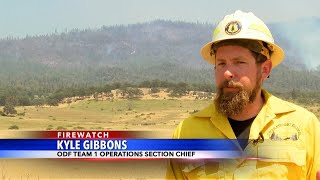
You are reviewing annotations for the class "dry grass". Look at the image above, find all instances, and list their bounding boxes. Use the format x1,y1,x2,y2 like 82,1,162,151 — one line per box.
0,96,318,179
0,98,211,179
0,99,211,133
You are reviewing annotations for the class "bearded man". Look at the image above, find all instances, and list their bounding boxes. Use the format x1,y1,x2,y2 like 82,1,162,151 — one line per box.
166,10,320,180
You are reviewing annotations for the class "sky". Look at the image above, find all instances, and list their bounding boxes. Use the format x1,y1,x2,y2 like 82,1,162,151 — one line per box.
1,0,319,69
1,0,320,38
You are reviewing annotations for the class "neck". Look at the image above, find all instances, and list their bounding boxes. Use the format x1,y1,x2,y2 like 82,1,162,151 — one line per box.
229,89,264,121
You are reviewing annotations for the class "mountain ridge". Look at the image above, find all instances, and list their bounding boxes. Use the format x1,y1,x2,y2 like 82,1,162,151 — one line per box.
0,19,319,93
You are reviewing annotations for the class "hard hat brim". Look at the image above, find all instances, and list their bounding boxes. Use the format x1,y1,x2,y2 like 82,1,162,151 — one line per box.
200,38,284,68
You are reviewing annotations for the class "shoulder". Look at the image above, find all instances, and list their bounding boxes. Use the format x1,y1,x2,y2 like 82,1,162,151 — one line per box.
264,90,319,131
172,103,223,138
264,90,316,118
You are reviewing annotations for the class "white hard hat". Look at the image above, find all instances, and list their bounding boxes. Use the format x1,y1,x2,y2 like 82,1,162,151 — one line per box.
201,10,284,68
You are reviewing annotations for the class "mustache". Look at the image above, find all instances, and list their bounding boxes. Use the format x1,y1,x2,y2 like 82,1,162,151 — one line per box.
219,80,243,88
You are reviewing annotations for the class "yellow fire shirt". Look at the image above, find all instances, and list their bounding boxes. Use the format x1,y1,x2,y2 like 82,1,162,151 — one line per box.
167,90,320,180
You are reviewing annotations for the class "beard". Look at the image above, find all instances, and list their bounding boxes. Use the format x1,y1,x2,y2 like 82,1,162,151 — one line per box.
214,73,262,117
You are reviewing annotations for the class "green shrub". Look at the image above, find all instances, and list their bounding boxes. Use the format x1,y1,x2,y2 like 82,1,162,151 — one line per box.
8,125,19,130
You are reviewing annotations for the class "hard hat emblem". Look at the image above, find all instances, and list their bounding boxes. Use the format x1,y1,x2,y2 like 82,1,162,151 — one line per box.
225,21,241,35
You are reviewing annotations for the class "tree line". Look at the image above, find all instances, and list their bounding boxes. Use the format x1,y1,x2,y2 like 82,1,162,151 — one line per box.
1,79,320,116
0,80,215,107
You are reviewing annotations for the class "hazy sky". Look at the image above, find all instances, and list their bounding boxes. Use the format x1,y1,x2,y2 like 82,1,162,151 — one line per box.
1,0,319,38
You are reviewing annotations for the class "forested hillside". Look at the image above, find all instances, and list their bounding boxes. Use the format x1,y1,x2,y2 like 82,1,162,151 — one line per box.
0,19,319,107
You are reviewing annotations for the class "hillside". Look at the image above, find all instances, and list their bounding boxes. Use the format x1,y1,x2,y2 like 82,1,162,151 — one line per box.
0,19,319,94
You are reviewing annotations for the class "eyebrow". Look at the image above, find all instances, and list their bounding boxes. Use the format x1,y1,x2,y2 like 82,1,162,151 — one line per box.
216,56,248,62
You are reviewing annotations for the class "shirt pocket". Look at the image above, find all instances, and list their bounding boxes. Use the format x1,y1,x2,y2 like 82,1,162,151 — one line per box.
256,142,306,179
181,161,224,180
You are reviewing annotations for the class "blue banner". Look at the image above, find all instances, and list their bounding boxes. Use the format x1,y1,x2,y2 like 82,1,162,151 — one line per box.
0,139,242,151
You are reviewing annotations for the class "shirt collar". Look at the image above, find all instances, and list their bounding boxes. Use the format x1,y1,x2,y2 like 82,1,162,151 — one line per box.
261,89,296,114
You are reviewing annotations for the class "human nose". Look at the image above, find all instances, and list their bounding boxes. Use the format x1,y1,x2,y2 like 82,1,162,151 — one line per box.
224,69,234,80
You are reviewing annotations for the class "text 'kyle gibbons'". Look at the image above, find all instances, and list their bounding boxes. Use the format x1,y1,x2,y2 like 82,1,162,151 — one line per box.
57,131,109,139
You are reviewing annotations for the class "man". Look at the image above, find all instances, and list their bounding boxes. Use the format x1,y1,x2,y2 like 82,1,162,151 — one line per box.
166,10,320,179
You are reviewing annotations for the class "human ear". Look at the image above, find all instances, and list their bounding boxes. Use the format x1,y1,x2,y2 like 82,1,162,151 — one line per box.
261,59,272,80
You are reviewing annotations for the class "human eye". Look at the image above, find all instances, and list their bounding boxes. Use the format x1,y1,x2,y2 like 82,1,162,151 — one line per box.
217,62,226,66
236,60,246,64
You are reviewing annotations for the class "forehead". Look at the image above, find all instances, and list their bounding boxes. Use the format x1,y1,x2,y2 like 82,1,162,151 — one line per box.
215,45,255,61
